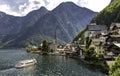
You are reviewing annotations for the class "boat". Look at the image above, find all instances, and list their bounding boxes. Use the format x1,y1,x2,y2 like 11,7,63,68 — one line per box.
15,59,37,68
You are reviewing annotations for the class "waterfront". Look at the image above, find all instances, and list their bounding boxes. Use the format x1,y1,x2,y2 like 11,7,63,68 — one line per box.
0,49,106,76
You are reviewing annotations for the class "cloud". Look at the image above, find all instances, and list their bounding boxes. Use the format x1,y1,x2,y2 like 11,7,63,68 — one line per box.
40,0,111,11
0,4,21,16
0,0,111,16
44,0,81,10
78,0,111,12
0,4,10,12
19,0,46,16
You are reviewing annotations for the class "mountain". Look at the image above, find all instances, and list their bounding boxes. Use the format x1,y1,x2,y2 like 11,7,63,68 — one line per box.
0,2,97,48
0,12,21,35
0,7,49,48
21,2,96,42
0,7,49,35
21,7,49,32
93,0,120,27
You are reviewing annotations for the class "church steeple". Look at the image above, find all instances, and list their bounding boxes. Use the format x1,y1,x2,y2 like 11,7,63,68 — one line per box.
53,28,57,51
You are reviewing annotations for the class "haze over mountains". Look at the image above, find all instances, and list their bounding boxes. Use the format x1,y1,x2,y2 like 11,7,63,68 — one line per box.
0,2,97,48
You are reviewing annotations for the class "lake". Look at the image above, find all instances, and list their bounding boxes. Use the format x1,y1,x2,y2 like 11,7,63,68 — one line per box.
0,49,106,76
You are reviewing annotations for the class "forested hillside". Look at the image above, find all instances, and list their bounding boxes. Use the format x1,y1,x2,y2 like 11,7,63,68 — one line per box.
93,0,120,27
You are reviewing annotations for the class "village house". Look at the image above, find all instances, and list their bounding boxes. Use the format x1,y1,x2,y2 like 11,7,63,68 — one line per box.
57,44,76,52
84,23,108,55
110,23,120,35
78,23,120,67
100,23,120,66
106,43,120,56
85,23,108,38
57,45,65,53
103,42,120,67
92,39,105,55
109,23,120,43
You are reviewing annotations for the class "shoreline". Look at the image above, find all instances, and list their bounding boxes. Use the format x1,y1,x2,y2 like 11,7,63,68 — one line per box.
27,50,109,75
69,56,109,75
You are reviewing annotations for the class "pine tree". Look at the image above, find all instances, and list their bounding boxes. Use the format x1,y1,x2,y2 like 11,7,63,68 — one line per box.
42,40,50,53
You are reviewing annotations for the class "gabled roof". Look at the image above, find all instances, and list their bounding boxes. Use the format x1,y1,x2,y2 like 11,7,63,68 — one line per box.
110,23,120,30
115,23,120,27
111,35,120,38
87,24,108,31
112,23,120,27
113,43,120,48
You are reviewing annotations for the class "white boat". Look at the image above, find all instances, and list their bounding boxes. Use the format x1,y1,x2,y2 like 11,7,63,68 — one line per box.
15,59,37,68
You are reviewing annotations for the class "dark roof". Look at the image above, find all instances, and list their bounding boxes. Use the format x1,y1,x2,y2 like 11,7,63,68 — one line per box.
103,55,114,59
113,43,120,48
107,43,120,49
111,23,120,27
87,24,108,31
110,23,120,30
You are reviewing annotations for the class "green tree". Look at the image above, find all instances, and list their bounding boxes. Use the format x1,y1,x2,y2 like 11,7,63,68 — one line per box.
84,37,92,59
85,37,92,51
109,54,120,76
73,28,87,45
42,40,50,53
93,0,120,27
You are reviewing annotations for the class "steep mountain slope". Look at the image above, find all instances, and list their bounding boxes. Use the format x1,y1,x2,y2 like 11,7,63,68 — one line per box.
0,7,49,35
0,7,49,47
21,7,49,32
1,2,97,48
0,12,21,35
32,2,96,42
93,0,120,27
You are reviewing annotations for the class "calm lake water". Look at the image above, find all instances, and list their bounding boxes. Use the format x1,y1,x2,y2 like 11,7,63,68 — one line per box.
0,49,106,76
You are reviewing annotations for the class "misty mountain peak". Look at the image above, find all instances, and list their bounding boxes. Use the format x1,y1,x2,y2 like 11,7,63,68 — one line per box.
26,6,49,17
55,2,80,9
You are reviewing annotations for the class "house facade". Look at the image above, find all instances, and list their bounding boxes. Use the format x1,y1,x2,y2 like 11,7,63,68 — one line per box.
107,43,120,56
109,23,120,43
110,23,120,35
86,23,108,38
84,23,108,55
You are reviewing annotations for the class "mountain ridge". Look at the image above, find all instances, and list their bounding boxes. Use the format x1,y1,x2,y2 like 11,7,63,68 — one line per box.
0,2,97,48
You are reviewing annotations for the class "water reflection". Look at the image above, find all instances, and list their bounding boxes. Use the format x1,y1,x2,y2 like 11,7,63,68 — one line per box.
19,65,36,75
0,49,106,76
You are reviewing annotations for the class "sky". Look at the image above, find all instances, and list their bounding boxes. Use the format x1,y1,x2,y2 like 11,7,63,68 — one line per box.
0,0,111,16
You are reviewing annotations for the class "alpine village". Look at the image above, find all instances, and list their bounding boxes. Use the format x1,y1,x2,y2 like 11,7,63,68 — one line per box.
26,0,120,76
0,0,120,76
